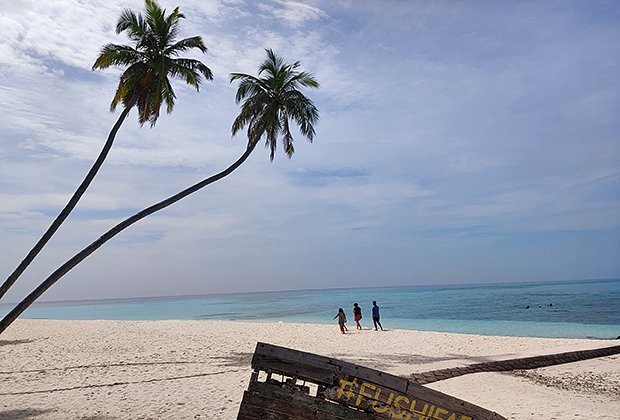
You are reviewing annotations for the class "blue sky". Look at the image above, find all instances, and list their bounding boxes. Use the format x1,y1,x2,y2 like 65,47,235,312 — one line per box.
0,0,619,302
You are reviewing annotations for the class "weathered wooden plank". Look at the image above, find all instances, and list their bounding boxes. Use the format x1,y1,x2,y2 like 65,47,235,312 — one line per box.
238,392,317,420
252,352,336,385
253,342,409,393
239,382,381,420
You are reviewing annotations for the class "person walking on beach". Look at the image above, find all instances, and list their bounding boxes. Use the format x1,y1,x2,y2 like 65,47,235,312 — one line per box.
353,303,363,330
333,308,348,334
372,301,383,331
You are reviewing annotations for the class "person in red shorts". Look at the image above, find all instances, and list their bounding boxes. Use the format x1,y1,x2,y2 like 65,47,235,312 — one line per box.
353,303,363,330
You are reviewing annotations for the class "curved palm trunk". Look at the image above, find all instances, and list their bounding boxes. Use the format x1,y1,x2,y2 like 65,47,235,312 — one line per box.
0,140,258,335
0,100,136,301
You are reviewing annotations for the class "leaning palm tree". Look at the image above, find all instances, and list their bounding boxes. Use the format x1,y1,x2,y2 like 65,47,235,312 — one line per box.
0,0,212,301
0,49,318,335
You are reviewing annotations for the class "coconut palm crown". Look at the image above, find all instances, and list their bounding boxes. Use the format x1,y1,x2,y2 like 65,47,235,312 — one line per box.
230,49,319,160
92,0,213,126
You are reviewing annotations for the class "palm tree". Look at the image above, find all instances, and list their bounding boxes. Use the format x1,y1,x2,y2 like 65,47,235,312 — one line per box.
0,0,212,301
0,49,319,335
230,48,319,157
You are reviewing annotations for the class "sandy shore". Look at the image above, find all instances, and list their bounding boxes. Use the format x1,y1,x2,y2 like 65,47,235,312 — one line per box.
0,319,618,419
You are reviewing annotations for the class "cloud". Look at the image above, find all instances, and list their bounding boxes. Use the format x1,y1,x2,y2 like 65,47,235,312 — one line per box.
257,0,326,27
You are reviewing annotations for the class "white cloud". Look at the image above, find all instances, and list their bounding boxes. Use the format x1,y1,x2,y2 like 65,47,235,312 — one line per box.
257,0,326,27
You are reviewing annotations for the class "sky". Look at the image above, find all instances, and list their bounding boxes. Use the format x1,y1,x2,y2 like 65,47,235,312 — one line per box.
1,0,619,303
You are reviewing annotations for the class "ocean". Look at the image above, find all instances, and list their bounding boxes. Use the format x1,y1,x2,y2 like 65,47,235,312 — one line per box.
2,279,619,339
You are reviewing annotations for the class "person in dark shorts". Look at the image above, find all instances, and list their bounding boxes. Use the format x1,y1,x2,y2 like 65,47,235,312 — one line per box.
353,303,363,330
372,301,383,331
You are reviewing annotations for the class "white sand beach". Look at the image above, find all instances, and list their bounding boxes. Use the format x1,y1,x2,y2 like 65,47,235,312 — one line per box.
1,319,618,419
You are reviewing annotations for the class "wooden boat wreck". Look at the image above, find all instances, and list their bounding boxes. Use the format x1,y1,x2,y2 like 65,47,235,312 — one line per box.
238,342,506,419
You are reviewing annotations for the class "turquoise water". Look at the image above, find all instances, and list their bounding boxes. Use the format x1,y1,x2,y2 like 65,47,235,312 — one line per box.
2,279,619,339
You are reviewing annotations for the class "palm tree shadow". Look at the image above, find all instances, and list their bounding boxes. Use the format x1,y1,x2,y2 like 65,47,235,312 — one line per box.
0,408,55,419
0,339,34,347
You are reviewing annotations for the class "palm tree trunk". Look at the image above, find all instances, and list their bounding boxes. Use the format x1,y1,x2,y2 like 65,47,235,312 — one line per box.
0,140,258,336
0,100,137,301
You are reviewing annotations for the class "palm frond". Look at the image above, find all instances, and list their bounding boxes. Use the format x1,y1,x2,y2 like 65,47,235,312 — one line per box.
166,36,207,56
163,6,184,46
116,9,147,41
161,77,176,115
259,48,284,77
230,73,267,103
283,71,319,90
280,113,295,158
92,44,144,70
145,0,165,30
110,62,148,111
170,58,213,89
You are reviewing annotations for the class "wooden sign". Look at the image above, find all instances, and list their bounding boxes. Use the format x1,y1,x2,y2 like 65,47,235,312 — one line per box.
238,342,506,420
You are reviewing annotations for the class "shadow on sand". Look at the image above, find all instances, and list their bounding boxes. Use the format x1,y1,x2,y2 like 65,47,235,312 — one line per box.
0,408,55,420
0,339,34,347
